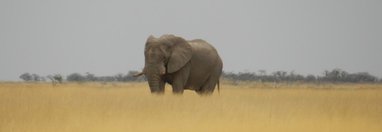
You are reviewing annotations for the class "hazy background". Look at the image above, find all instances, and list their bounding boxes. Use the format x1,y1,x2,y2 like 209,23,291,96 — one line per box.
1,0,381,81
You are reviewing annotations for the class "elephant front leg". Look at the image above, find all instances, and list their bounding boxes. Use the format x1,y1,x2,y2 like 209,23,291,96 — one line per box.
171,73,188,94
172,83,184,94
170,65,190,94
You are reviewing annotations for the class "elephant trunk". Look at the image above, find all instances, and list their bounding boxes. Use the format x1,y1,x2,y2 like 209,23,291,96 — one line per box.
147,73,165,94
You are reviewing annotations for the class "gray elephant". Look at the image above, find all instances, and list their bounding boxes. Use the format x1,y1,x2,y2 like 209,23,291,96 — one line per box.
135,34,223,95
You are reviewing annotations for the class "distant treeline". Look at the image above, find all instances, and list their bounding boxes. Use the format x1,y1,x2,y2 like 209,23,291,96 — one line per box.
19,69,381,83
223,69,381,83
19,71,145,83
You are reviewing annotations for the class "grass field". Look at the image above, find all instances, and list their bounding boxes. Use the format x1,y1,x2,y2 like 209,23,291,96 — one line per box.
1,82,381,132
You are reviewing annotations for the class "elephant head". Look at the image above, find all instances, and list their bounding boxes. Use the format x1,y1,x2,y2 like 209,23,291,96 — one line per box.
135,35,192,94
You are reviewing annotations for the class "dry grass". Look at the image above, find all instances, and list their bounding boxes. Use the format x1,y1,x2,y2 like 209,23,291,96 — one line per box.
1,82,381,132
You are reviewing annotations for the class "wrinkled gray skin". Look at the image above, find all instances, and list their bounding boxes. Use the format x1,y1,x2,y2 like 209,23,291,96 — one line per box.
135,34,223,95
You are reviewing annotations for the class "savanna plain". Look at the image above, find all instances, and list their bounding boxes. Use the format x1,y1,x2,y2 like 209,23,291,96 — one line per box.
1,82,381,132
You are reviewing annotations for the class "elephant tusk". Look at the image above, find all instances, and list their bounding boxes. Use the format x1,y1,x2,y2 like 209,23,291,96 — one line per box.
133,72,144,77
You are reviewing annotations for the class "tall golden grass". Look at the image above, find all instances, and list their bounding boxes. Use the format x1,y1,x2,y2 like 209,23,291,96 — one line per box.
0,82,381,132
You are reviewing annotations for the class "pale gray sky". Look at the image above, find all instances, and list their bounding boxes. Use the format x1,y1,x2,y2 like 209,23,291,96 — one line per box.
1,0,381,81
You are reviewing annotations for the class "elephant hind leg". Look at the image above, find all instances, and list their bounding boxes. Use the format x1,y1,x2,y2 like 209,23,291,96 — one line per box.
196,75,219,95
196,61,222,95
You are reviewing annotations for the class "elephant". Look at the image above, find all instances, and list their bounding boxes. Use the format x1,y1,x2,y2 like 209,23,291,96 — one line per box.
134,34,223,95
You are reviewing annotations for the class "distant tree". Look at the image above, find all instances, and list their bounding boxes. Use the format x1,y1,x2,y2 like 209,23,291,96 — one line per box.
85,72,97,81
47,74,63,86
350,72,377,82
66,73,85,82
114,73,125,82
53,74,63,83
273,71,287,81
31,74,42,81
221,72,239,81
237,72,257,81
305,74,317,82
47,75,55,85
20,73,32,82
288,71,305,82
323,68,345,82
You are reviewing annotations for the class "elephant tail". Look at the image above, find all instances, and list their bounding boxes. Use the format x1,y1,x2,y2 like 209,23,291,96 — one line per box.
217,80,220,94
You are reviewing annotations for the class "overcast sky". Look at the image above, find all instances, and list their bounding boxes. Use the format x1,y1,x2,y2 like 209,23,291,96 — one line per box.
1,0,381,81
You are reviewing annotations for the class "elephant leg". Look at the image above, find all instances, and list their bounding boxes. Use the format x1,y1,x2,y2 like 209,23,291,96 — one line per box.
196,78,216,95
171,64,190,94
196,66,222,95
197,76,219,95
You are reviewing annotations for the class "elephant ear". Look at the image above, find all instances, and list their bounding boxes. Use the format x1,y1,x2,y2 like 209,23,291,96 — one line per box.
167,37,192,73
